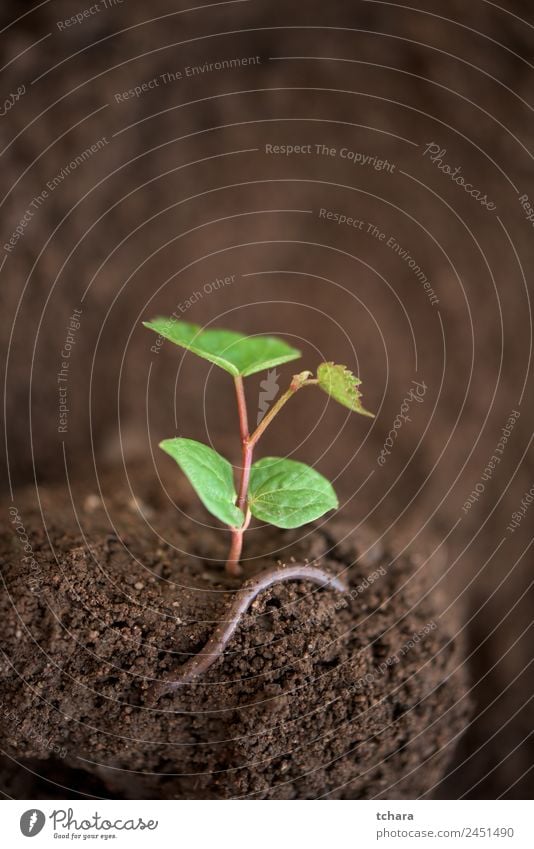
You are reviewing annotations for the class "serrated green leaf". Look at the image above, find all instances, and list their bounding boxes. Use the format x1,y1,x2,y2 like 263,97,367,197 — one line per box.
144,319,301,377
317,362,374,417
248,457,338,529
159,437,244,528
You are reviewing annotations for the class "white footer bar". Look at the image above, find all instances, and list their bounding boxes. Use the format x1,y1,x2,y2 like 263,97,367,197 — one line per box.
4,799,530,848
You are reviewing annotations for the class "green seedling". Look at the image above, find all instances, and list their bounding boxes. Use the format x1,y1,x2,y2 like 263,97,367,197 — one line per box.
144,319,373,576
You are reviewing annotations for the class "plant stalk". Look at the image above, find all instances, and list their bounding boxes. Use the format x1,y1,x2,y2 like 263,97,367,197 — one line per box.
234,376,253,512
226,527,244,577
226,376,253,575
226,373,316,575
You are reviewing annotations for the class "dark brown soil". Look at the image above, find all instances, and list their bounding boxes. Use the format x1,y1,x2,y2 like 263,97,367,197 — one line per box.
0,464,470,799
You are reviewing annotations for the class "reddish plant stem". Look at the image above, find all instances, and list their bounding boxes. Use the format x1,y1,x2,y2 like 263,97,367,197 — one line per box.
225,529,244,577
234,376,251,511
237,442,253,514
225,374,318,575
226,376,253,575
156,563,347,695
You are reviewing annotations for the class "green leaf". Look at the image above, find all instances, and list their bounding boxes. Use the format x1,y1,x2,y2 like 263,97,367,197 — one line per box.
159,438,244,528
144,319,301,377
248,457,338,529
317,362,374,417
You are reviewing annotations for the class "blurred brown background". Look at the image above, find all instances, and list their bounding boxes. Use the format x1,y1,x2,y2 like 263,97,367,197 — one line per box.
1,0,533,798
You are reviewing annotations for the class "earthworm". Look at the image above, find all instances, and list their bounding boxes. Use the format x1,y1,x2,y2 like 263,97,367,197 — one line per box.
157,563,347,697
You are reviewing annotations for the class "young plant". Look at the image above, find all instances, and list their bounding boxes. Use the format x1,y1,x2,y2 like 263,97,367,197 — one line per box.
144,319,373,576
